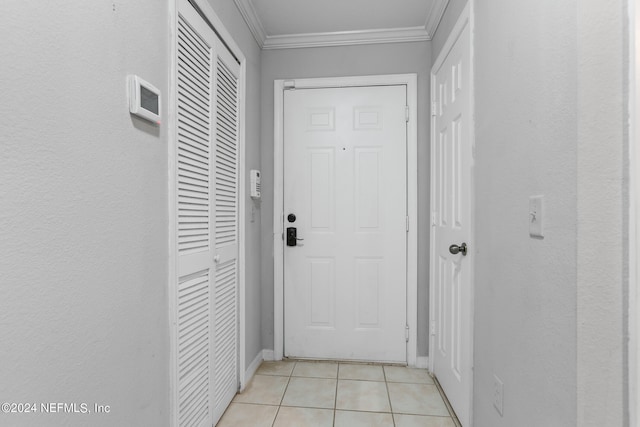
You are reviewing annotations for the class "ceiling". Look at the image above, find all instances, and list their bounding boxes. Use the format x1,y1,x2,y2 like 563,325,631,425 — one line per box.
233,0,450,49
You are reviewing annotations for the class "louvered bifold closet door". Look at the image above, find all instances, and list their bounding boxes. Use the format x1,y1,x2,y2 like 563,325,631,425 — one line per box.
211,37,241,425
175,1,241,427
176,4,214,427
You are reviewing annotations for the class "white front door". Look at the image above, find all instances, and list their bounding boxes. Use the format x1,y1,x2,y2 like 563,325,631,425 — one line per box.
283,85,408,363
430,8,473,426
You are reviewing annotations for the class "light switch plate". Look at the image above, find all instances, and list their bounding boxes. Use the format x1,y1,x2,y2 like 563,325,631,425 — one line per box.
529,195,544,238
493,374,504,416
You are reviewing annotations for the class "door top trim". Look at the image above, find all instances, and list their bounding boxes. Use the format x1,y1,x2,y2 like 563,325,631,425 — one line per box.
280,74,417,91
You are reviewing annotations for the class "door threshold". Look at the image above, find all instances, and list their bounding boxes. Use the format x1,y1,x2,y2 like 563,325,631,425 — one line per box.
282,356,409,367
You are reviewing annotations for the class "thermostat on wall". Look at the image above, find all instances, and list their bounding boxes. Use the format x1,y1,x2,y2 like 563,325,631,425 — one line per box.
128,75,161,125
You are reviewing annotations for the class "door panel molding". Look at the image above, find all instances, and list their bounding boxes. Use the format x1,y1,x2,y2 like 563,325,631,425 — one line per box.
273,74,418,366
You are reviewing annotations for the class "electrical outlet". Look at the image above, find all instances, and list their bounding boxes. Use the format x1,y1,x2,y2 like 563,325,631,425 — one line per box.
493,374,504,416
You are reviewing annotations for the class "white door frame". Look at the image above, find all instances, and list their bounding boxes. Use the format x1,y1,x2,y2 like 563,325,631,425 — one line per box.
428,0,475,421
168,0,247,424
273,74,418,366
629,0,639,422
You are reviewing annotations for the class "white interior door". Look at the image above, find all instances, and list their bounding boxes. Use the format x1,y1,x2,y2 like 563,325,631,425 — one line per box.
430,10,473,427
283,85,408,363
175,1,240,425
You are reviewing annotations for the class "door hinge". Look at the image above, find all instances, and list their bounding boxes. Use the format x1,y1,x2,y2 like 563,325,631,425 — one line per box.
405,325,410,342
406,216,410,232
431,211,437,226
281,213,285,235
405,105,410,122
430,323,436,336
431,101,437,116
284,80,295,90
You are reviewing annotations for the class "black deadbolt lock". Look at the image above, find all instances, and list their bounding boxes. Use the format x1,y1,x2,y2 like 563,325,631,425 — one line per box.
287,213,296,223
286,227,298,246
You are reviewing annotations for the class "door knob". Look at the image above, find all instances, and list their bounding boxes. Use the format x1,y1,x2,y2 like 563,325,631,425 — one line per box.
449,243,468,256
214,255,220,263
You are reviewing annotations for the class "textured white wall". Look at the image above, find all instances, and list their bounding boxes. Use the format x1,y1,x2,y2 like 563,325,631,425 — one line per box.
0,2,169,426
205,0,264,372
259,42,432,357
576,0,626,425
473,1,579,425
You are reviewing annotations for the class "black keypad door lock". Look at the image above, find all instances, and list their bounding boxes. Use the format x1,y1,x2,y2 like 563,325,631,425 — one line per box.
286,227,303,246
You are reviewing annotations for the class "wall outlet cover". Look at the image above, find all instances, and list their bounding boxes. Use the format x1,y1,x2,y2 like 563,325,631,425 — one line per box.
493,374,504,416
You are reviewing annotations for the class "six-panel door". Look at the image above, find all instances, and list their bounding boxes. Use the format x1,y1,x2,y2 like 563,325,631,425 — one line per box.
431,16,473,426
284,85,408,363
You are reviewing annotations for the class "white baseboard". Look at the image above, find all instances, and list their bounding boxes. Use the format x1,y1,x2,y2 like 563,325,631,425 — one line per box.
241,351,264,392
416,356,429,369
262,349,275,361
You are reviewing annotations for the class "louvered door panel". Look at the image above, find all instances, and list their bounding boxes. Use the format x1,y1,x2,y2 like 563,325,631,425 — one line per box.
214,261,237,407
175,2,241,427
176,4,214,427
177,273,210,427
211,52,240,423
177,16,212,263
215,59,238,253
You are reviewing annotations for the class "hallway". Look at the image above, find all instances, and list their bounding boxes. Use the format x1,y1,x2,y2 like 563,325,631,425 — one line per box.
217,361,460,427
0,1,632,426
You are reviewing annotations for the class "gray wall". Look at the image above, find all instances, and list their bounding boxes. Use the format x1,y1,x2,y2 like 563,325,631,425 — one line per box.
0,2,169,426
474,0,578,424
470,0,628,424
260,42,432,357
0,2,264,426
431,1,628,425
206,0,263,372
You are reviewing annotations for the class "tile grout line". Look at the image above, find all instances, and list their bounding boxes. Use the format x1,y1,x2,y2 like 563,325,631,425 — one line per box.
333,363,340,426
382,366,397,427
271,404,281,427
273,361,296,426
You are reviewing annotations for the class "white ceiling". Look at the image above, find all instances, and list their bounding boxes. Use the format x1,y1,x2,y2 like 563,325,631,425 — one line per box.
233,0,450,49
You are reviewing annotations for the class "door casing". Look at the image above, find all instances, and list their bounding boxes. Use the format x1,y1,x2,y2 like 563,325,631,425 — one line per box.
629,0,639,422
273,74,419,366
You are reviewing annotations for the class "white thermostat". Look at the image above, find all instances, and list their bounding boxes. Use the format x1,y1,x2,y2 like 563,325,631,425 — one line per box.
128,75,161,125
250,170,261,199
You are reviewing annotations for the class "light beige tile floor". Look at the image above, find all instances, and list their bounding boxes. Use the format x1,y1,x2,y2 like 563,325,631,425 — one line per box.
217,360,461,427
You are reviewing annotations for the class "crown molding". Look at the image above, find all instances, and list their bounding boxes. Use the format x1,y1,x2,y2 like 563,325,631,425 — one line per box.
425,0,450,38
262,26,431,50
233,0,266,48
233,0,449,50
